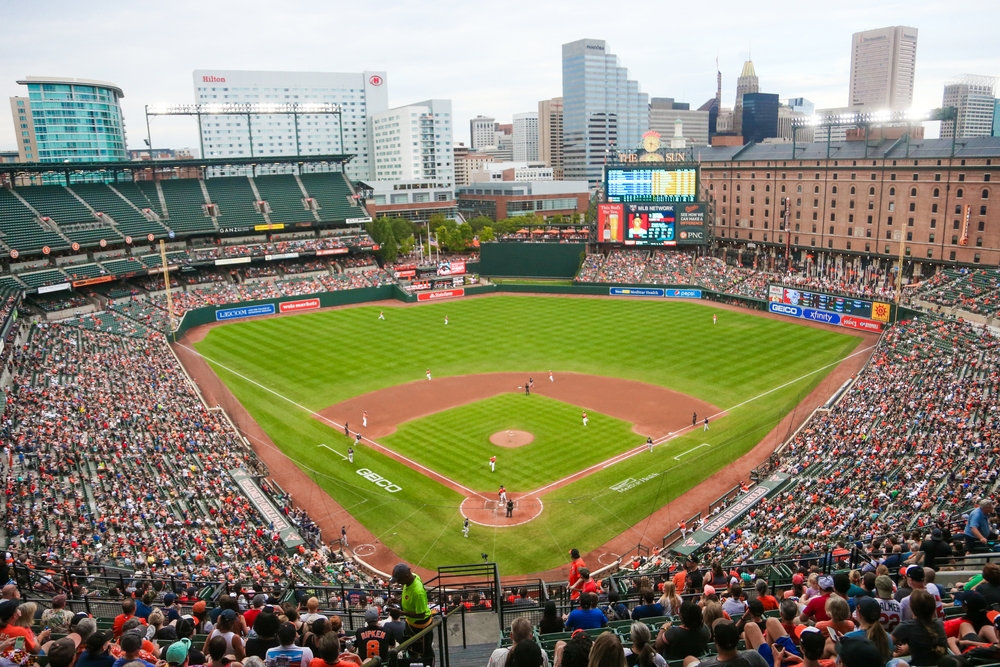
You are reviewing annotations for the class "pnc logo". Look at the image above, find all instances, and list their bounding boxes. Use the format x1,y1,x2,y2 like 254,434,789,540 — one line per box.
356,467,401,493
369,75,384,86
202,75,226,83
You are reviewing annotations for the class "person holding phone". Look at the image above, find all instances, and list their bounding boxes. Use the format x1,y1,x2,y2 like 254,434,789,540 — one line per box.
0,599,45,654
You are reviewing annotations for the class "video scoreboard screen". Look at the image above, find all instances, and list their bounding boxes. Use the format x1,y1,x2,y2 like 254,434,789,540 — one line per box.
597,203,706,246
606,167,698,203
767,284,892,332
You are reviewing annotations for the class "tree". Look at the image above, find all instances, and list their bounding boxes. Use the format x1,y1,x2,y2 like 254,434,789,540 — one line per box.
367,217,398,264
398,234,415,257
390,217,416,243
456,222,474,247
479,226,495,243
467,216,493,233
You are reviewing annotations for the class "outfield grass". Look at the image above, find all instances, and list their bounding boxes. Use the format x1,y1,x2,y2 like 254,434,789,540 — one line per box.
195,296,862,574
381,393,646,492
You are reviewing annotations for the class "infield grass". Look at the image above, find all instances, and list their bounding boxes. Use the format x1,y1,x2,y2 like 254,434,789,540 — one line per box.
195,295,863,574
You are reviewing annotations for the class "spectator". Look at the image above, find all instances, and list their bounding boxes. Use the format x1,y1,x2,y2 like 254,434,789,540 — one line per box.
623,622,663,667
832,635,889,667
113,600,145,640
975,562,1000,606
734,599,766,636
42,595,73,633
691,620,770,666
944,592,998,655
244,596,267,630
587,632,625,667
506,639,545,667
656,583,682,618
488,618,549,667
47,637,80,667
720,584,747,618
965,499,996,553
816,596,855,636
656,602,710,661
566,593,607,631
754,581,779,611
800,577,834,624
136,592,155,621
308,633,358,667
245,613,281,660
301,599,325,626
388,563,433,663
603,592,630,622
111,632,154,667
265,622,313,667
382,608,406,645
843,597,894,664
554,634,592,667
539,601,565,635
568,550,586,600
891,590,948,666
0,599,44,653
165,639,193,667
573,569,601,597
916,528,954,571
78,631,116,667
899,566,943,621
630,590,664,621
163,594,181,624
205,610,245,662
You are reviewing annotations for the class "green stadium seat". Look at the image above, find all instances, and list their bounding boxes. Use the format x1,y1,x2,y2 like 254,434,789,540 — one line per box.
204,177,267,229
253,174,315,224
69,184,169,240
158,179,214,234
298,172,366,222
15,185,123,247
0,188,69,254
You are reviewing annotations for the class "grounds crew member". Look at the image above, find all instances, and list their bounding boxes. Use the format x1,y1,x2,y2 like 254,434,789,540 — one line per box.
390,563,435,664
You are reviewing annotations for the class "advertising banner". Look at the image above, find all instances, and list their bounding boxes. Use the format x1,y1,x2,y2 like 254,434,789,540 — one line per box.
215,257,252,266
436,260,466,276
665,289,702,298
316,248,349,256
71,276,114,288
609,287,664,297
229,469,304,548
677,204,707,225
346,216,373,224
254,223,285,231
265,252,300,261
279,298,320,313
768,284,888,332
215,303,276,321
38,283,71,294
597,204,624,244
417,288,465,301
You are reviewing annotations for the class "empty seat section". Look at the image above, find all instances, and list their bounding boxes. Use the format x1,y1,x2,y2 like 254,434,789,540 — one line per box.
298,172,363,222
158,180,214,234
62,263,109,281
16,186,123,247
122,182,164,217
253,175,314,224
100,257,148,277
203,177,267,229
70,184,168,239
0,189,69,253
18,269,69,289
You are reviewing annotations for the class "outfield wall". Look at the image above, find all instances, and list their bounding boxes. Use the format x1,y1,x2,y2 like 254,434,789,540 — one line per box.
479,243,586,278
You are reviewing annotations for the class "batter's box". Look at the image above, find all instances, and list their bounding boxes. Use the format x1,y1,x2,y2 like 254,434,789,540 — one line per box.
482,500,499,511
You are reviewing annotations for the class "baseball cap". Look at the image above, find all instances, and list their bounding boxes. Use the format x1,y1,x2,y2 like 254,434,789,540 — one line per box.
905,565,925,582
931,528,943,539
0,599,19,621
686,554,700,563
192,601,206,614
792,573,805,585
252,594,267,607
835,635,884,667
165,637,192,665
855,596,881,624
955,591,988,613
163,593,177,605
365,607,379,622
875,575,894,596
818,576,834,590
569,549,580,559
46,638,78,667
794,625,822,639
85,630,112,653
987,610,999,625
221,609,237,622
702,585,716,596
389,563,411,584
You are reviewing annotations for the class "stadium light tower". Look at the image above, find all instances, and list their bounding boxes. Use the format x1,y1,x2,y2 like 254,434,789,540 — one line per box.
145,102,344,160
790,107,958,159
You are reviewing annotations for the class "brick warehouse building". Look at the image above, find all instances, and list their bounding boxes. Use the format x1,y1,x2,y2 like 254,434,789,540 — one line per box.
695,137,1000,275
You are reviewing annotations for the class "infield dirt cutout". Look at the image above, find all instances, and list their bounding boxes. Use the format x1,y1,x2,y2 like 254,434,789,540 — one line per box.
315,371,720,527
490,430,534,447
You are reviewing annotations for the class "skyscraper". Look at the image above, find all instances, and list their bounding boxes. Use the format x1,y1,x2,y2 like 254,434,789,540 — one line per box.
469,116,496,149
848,26,918,109
561,38,648,185
371,99,454,187
740,93,779,143
941,75,998,139
733,60,759,136
649,99,709,146
538,97,564,179
10,76,127,163
512,112,539,162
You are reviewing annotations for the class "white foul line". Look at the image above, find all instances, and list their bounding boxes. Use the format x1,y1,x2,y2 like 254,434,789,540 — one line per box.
318,443,348,461
176,343,489,500
674,443,710,461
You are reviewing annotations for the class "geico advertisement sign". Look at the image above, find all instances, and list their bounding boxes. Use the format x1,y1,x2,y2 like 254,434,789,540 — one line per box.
356,467,402,493
768,302,802,317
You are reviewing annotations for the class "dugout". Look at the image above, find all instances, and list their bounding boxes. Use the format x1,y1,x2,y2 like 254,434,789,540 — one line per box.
479,242,585,279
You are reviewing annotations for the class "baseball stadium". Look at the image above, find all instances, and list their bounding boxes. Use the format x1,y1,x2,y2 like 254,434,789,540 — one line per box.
1,136,999,667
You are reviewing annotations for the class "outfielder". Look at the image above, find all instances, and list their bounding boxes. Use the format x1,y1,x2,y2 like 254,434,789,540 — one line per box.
713,314,717,325
549,370,554,382
647,437,653,453
362,410,368,428
426,368,432,381
582,410,588,427
348,446,354,463
489,455,496,472
378,311,385,320
444,315,449,325
462,518,470,538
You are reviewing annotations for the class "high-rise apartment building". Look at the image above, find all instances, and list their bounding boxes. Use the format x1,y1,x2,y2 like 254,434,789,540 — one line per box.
648,99,709,146
191,69,388,181
538,97,564,179
469,115,496,149
512,112,539,162
848,26,918,109
10,76,127,163
941,75,998,138
740,93,779,143
733,61,759,137
371,99,453,187
562,38,648,185
787,98,815,115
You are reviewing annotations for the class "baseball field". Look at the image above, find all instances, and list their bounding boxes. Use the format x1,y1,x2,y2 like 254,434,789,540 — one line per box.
191,295,863,574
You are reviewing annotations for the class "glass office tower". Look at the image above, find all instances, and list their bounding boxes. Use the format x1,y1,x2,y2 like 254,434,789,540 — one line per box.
561,39,648,186
11,77,127,162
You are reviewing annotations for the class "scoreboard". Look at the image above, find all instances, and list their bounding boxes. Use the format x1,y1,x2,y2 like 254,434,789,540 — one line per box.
606,167,698,203
767,284,892,332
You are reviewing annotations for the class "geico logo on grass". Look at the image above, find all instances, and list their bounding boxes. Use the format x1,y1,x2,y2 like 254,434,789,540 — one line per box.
356,468,402,493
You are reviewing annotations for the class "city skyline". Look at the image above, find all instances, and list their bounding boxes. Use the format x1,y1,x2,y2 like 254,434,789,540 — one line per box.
3,0,999,155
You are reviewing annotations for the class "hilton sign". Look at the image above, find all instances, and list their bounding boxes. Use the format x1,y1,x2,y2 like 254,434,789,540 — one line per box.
202,75,226,83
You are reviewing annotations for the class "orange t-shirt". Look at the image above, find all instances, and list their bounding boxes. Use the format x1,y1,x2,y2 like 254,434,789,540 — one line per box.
0,625,37,652
672,570,687,592
569,558,585,598
815,619,856,636
757,594,780,611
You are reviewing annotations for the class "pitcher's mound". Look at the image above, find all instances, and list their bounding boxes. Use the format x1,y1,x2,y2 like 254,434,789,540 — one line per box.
490,430,534,447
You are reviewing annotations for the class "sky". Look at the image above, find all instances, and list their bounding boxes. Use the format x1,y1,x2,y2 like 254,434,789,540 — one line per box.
2,0,998,154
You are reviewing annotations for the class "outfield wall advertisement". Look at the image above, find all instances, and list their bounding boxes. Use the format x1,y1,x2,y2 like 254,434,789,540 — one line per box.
609,287,703,298
767,284,890,332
